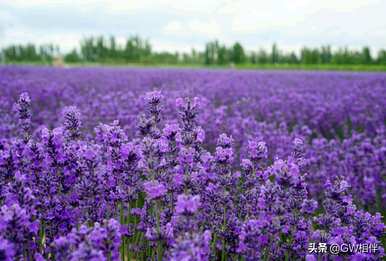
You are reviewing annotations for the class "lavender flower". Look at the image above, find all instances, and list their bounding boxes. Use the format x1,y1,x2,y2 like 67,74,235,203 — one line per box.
175,194,201,215
247,139,268,161
167,230,211,261
143,180,167,200
0,69,385,261
62,106,82,140
293,137,305,159
13,92,32,142
51,219,122,261
0,204,39,259
0,238,15,261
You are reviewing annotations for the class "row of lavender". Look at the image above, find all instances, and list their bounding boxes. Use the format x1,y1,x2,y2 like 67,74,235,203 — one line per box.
0,67,385,260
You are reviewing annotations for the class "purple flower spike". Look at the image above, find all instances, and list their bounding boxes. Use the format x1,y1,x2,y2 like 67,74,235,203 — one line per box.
61,106,82,139
0,238,15,261
143,180,167,200
175,194,201,215
247,139,268,161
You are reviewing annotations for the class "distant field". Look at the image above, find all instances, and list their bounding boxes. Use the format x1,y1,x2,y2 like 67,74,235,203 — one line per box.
3,62,386,72
236,63,386,71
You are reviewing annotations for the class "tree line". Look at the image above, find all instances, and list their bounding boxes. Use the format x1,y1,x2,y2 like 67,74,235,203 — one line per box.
0,44,59,63
1,35,386,65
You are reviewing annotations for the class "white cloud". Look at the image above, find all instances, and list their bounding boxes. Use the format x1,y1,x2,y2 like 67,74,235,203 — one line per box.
163,19,222,39
163,21,183,34
153,40,200,53
0,0,385,52
1,27,81,51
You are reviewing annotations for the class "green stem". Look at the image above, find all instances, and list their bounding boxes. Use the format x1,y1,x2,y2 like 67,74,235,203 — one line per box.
211,233,217,256
119,203,125,260
155,201,163,261
221,207,227,261
39,220,46,252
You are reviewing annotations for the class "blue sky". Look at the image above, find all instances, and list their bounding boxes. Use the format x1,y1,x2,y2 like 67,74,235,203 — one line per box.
0,0,385,53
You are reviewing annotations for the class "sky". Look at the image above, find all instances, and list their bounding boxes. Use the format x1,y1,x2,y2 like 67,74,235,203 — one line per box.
0,0,385,54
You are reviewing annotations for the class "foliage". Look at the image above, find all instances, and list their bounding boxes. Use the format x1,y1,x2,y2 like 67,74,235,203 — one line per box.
2,36,386,66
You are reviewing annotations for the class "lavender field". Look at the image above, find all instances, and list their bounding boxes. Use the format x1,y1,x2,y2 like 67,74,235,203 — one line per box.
0,66,385,260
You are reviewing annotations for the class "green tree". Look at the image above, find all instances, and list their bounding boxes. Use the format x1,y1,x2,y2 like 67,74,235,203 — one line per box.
204,41,219,65
256,49,269,64
377,49,386,65
64,49,81,63
320,45,332,64
300,47,320,64
361,47,372,64
271,43,279,64
231,42,246,64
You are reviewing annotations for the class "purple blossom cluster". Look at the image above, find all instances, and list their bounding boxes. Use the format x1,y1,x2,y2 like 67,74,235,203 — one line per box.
50,219,122,261
0,67,385,260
